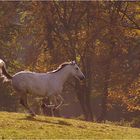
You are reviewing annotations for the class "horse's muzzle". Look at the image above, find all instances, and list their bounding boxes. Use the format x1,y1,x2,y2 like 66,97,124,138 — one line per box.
79,75,85,80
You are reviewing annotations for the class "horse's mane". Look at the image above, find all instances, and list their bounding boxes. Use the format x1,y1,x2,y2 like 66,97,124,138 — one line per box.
51,62,71,73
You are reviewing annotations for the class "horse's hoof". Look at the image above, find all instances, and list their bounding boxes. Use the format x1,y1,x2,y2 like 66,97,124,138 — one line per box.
31,113,36,117
26,115,35,119
29,112,36,117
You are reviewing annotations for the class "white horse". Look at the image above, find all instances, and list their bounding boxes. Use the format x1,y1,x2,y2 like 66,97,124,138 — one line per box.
0,59,85,116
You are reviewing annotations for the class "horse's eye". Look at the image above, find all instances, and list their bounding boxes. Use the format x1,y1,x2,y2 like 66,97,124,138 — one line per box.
75,68,78,70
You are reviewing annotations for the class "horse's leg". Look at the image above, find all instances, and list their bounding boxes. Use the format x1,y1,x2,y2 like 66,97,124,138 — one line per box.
20,93,35,116
54,94,64,110
43,95,64,111
41,97,54,116
44,95,56,108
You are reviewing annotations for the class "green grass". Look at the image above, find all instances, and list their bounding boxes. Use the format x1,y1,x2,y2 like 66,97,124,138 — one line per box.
0,112,139,139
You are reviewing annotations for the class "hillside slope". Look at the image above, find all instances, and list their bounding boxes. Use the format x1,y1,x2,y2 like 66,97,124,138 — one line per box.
0,112,139,139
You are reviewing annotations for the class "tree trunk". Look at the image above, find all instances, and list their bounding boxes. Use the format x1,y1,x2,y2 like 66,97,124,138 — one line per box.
85,89,93,121
76,82,89,121
98,62,111,122
76,81,93,121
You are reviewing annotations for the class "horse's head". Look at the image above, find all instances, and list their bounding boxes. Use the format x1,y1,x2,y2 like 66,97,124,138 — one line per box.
69,61,85,81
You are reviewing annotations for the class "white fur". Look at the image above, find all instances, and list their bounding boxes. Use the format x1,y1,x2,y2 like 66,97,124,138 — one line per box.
0,60,85,112
12,63,85,97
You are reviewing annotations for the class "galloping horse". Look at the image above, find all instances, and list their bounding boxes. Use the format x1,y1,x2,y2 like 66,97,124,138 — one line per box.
0,59,85,116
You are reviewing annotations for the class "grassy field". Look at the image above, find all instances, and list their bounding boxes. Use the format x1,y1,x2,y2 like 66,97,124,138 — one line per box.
0,111,139,139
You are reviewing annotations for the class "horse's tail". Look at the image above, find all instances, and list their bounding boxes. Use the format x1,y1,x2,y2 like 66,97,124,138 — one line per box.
0,59,12,82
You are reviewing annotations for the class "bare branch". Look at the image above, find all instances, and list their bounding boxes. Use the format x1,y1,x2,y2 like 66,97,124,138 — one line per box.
121,2,129,21
119,10,140,30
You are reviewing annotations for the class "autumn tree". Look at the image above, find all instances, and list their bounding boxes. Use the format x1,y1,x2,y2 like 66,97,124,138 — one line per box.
0,1,139,124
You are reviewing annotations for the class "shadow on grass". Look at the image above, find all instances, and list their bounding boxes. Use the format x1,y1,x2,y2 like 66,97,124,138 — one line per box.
18,116,72,126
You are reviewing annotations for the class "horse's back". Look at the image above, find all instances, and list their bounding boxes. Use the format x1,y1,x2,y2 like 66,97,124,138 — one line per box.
12,71,48,96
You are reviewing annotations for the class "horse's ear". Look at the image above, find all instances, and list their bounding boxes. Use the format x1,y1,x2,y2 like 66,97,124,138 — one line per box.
71,60,76,65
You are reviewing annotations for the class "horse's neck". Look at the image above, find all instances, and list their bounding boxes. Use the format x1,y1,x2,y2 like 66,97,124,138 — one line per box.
55,66,71,86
